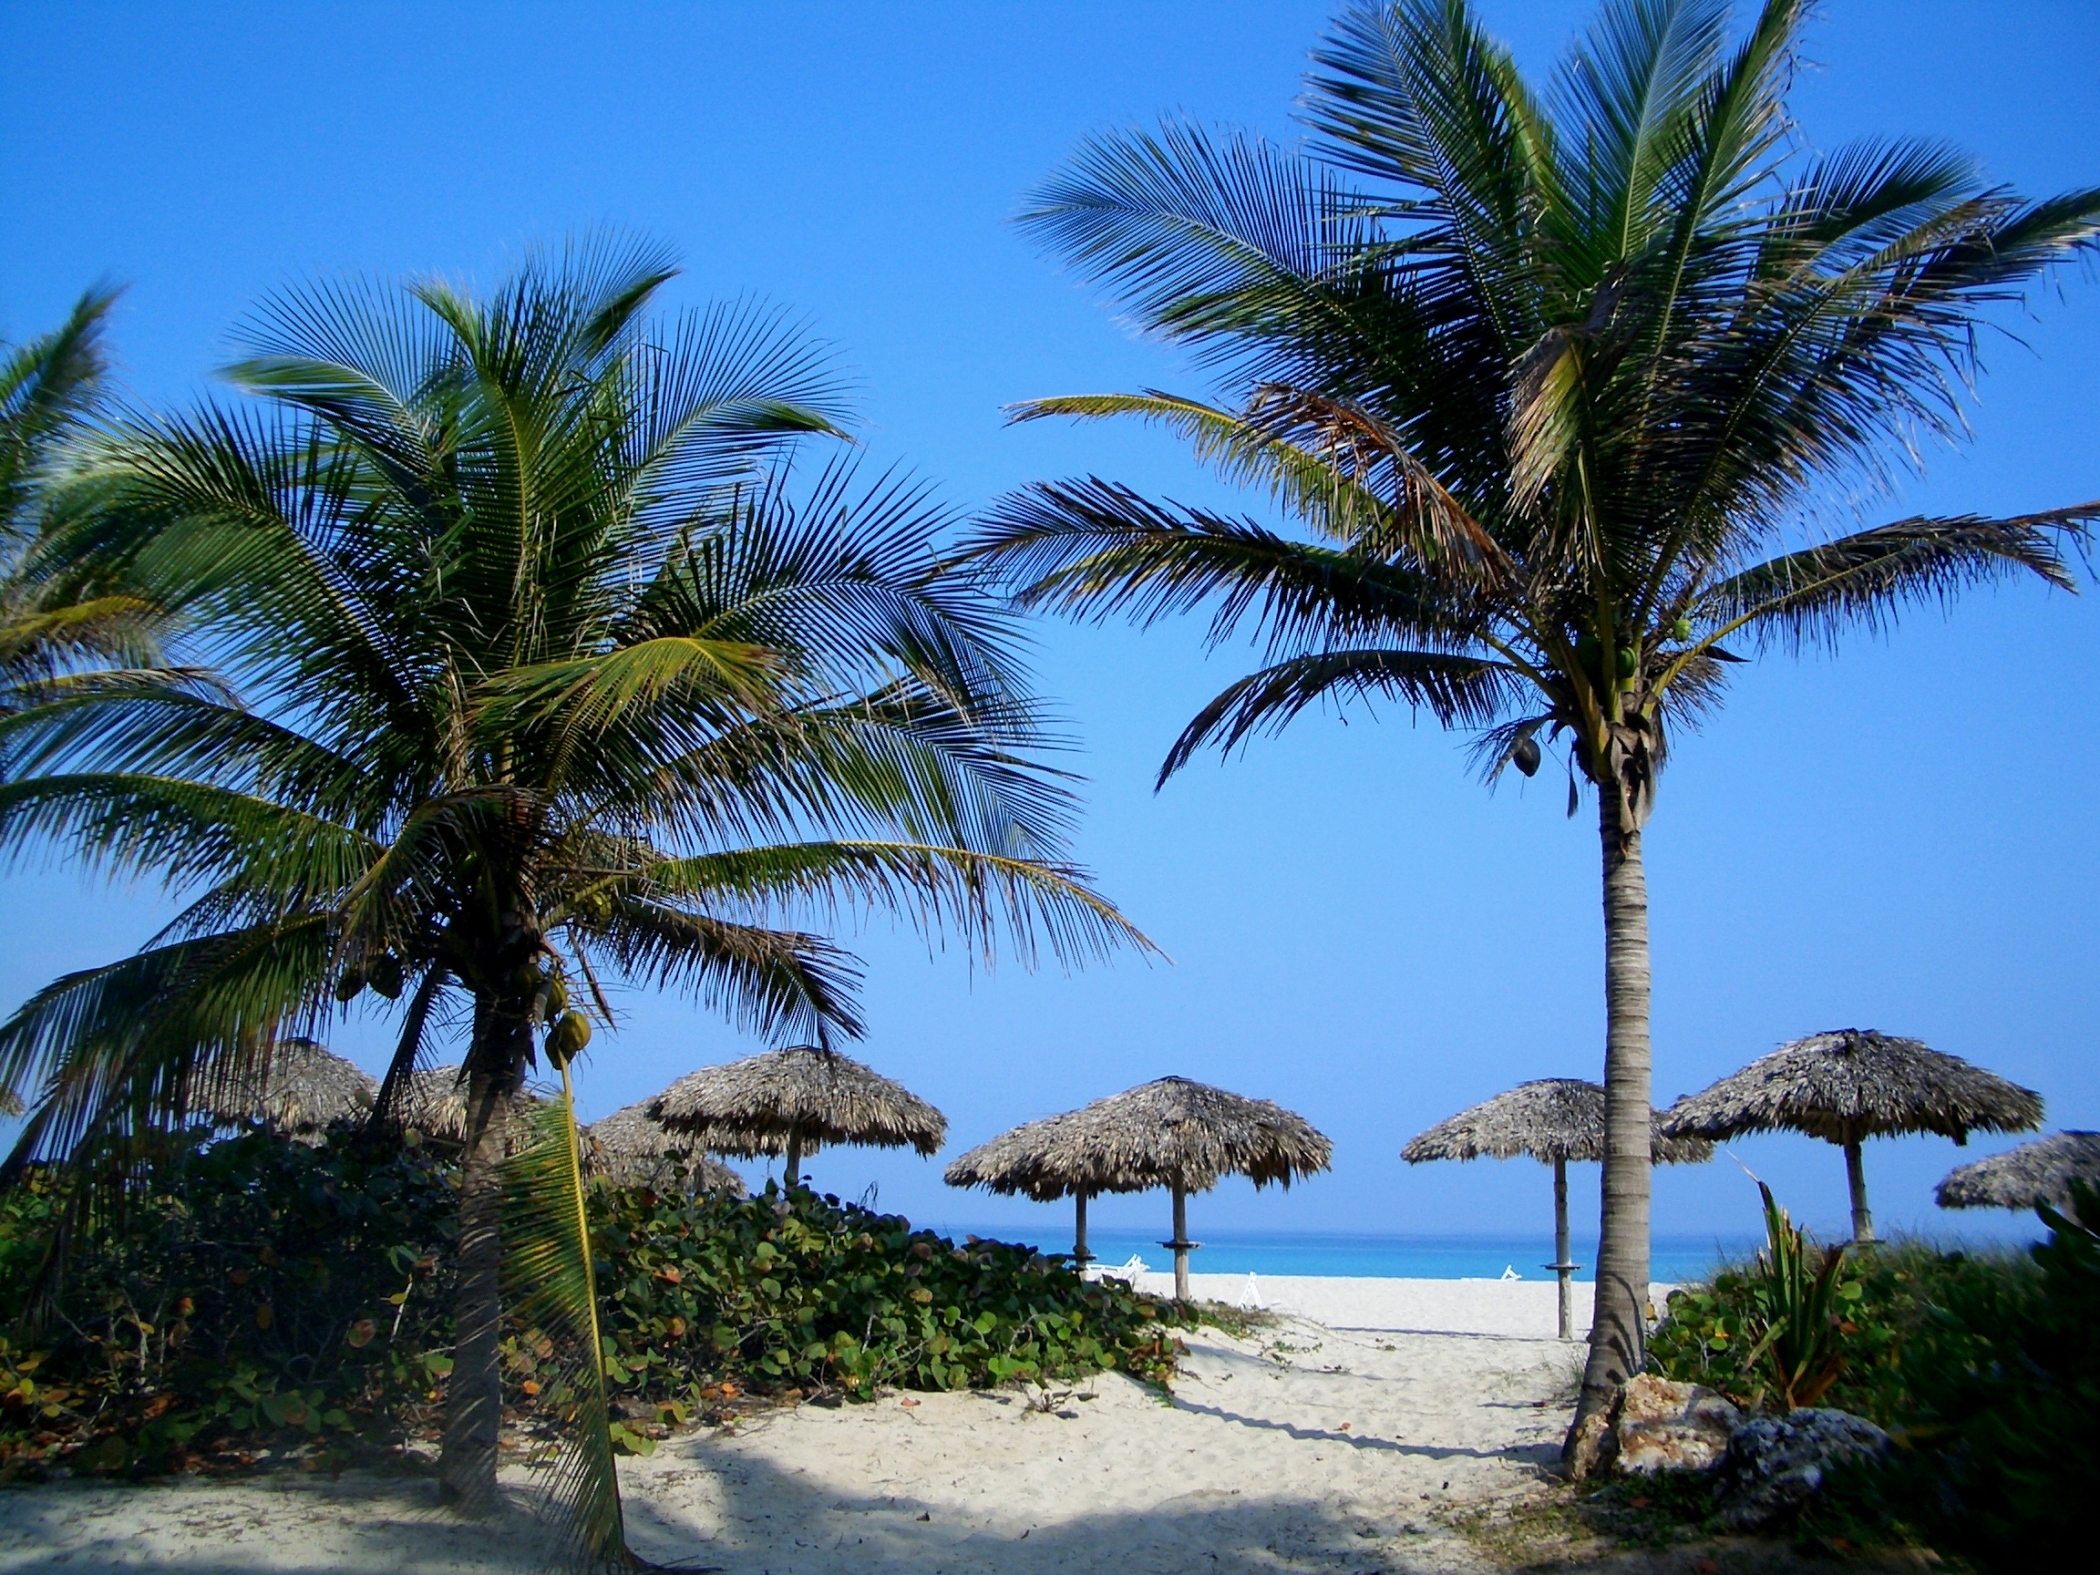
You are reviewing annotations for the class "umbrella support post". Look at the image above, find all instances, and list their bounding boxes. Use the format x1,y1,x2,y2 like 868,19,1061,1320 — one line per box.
1073,1192,1092,1266
1544,1155,1579,1341
1162,1183,1199,1302
784,1125,802,1192
1844,1137,1873,1244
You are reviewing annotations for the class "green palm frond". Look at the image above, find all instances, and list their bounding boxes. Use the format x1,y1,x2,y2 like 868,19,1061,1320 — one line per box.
0,916,334,1187
1159,647,1525,783
1693,506,2097,654
637,839,1159,971
498,1075,633,1570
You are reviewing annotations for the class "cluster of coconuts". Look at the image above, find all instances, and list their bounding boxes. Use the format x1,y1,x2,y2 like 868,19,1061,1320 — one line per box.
1509,617,1697,779
520,961,592,1070
333,953,405,1002
1570,616,1696,686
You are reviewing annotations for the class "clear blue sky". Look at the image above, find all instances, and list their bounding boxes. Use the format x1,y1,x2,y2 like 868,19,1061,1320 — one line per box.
5,1,2097,1252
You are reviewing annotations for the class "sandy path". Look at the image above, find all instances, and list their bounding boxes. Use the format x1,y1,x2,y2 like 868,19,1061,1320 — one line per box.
0,1283,1621,1573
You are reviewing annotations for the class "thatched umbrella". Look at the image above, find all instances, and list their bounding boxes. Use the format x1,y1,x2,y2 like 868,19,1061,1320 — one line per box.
946,1076,1332,1301
647,1046,946,1188
394,1063,541,1145
1936,1131,2100,1226
195,1037,378,1139
944,1107,1101,1261
1403,1079,1714,1340
1661,1029,2044,1243
582,1102,748,1197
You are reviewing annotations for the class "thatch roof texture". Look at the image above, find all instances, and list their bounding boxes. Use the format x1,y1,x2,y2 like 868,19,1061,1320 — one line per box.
197,1038,377,1134
1935,1131,2100,1216
395,1063,541,1143
1659,1030,2043,1145
648,1047,946,1157
583,1103,748,1196
1402,1079,1714,1166
944,1076,1332,1198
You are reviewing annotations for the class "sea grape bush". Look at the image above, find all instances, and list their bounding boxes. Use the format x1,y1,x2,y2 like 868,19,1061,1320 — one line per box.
0,1129,458,1476
572,1177,1179,1449
0,1134,1177,1476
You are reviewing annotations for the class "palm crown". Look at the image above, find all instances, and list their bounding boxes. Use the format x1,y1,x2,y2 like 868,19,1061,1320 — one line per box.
969,0,2100,1447
980,0,2098,812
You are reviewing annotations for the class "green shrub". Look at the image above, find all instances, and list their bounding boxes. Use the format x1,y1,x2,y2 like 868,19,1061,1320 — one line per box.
0,1128,458,1476
0,1134,1176,1476
1837,1189,2100,1568
1648,1231,2028,1426
1651,1188,2099,1568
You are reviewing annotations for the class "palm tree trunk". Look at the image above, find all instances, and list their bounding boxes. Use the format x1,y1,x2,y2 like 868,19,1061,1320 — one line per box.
441,1063,510,1510
1844,1134,1873,1244
1567,784,1654,1462
440,1000,530,1513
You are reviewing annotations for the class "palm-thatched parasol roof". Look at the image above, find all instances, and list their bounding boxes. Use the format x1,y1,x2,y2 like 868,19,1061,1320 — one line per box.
583,1102,748,1197
944,1076,1332,1199
648,1047,947,1158
395,1063,541,1143
1402,1079,1714,1166
1935,1132,2100,1217
196,1038,378,1135
1659,1030,2043,1145
944,1108,1095,1200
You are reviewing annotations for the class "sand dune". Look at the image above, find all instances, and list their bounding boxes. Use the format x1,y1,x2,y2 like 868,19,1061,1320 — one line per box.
0,1279,1662,1573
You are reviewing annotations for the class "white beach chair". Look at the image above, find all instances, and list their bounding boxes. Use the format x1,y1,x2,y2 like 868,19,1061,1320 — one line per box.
1237,1272,1266,1311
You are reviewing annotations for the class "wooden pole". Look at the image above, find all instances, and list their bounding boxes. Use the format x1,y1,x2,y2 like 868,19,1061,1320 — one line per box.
1553,1156,1574,1341
1073,1191,1091,1264
1169,1182,1192,1302
784,1123,802,1190
1844,1136,1873,1244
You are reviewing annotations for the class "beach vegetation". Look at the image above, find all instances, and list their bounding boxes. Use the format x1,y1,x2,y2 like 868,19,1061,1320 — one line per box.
1648,1186,2100,1567
965,0,2100,1461
0,1128,1178,1481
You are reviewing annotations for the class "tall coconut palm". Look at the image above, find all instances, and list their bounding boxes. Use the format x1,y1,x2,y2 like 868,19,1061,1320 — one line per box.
968,0,2100,1457
0,239,1145,1538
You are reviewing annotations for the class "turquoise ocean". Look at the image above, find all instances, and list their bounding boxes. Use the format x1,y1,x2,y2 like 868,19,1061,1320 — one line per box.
921,1225,1757,1284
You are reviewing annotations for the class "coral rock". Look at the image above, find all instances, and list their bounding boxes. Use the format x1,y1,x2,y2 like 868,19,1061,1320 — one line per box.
1713,1408,1890,1531
1614,1374,1742,1475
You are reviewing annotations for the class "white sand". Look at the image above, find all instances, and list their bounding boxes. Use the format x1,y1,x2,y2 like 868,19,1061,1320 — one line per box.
0,1277,1668,1573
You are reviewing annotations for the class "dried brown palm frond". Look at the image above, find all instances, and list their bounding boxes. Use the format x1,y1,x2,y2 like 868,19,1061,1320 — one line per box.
1661,1029,2043,1244
946,1075,1331,1199
1660,1031,2043,1145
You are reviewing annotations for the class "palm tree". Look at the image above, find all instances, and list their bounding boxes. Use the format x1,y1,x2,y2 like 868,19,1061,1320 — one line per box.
1,285,171,707
968,0,2100,1457
0,239,1146,1539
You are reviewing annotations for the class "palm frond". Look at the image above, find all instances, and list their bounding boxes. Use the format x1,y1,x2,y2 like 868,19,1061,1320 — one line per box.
971,479,1474,656
1159,647,1524,783
498,1080,633,1570
1696,506,2094,653
636,839,1160,971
